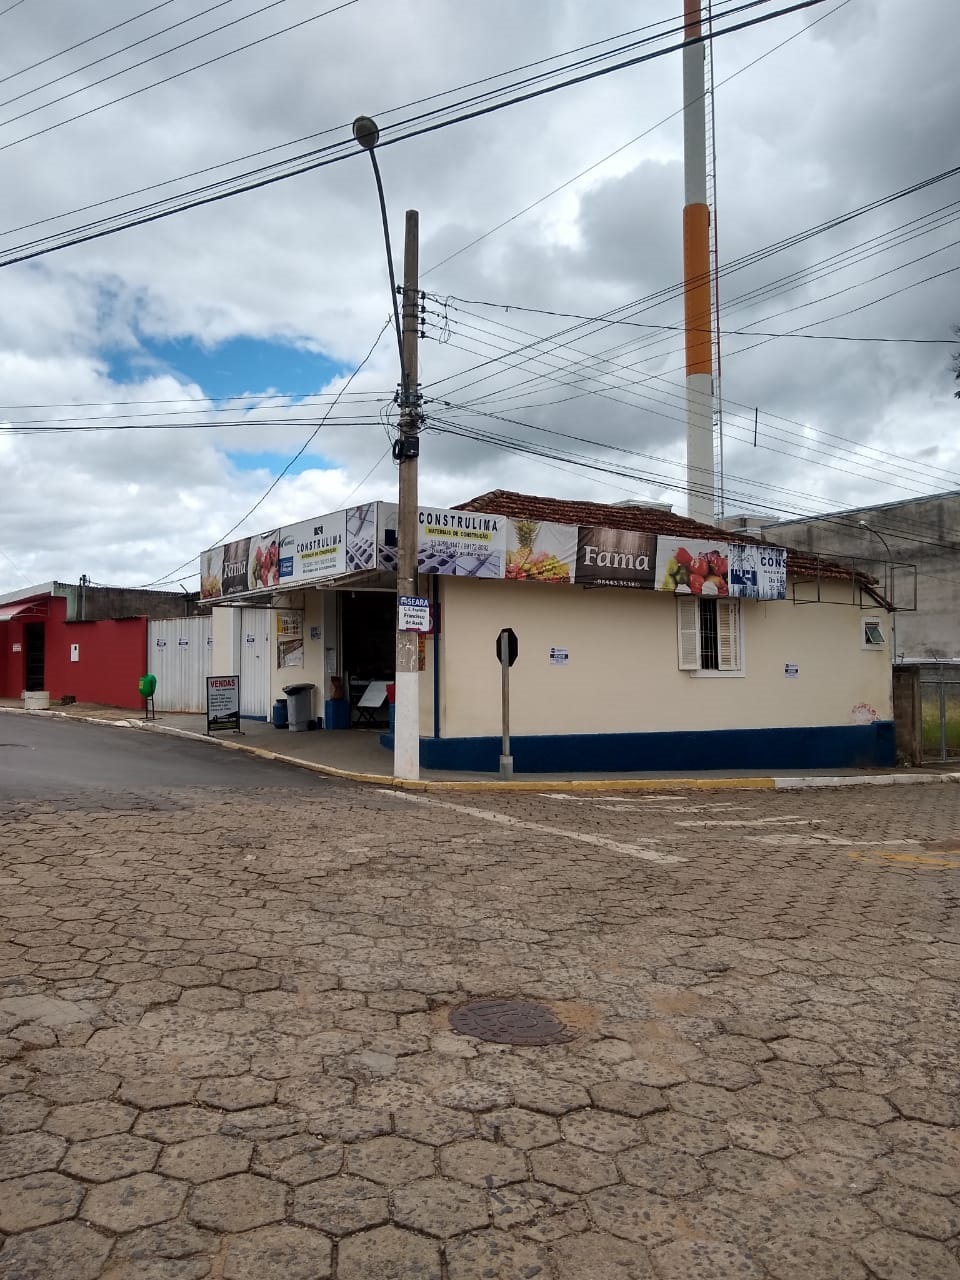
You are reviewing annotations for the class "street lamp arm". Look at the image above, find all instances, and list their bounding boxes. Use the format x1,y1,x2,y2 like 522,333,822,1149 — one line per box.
361,144,406,400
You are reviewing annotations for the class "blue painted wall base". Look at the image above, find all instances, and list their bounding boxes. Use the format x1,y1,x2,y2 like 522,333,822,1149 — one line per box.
379,722,896,774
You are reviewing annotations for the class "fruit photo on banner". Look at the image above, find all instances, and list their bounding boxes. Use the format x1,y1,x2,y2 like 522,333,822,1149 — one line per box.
656,538,730,596
506,518,575,583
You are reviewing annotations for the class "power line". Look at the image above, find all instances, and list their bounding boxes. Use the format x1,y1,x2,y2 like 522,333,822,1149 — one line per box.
141,319,390,587
0,0,28,18
0,0,830,268
0,0,360,156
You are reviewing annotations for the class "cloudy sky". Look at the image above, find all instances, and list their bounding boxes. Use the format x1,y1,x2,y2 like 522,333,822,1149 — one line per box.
0,0,957,592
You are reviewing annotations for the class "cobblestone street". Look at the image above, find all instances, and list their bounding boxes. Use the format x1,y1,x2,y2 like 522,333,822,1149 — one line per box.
1,719,960,1278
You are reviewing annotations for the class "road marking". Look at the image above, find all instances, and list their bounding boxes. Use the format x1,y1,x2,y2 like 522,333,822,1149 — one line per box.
849,849,960,868
379,791,684,864
674,816,823,828
749,833,920,847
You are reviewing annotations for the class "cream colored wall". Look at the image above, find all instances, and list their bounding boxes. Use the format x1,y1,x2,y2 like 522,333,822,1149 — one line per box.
269,591,326,717
210,606,239,677
439,577,892,738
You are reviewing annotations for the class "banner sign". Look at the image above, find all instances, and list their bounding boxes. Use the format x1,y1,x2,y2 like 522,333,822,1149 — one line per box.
506,518,576,583
728,543,788,600
279,511,346,586
201,531,279,600
576,526,656,590
346,503,379,574
656,539,730,596
417,508,504,578
276,611,304,668
206,675,240,734
398,595,431,632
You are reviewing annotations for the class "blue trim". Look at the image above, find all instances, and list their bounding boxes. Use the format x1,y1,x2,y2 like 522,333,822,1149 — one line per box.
380,723,896,774
241,714,268,722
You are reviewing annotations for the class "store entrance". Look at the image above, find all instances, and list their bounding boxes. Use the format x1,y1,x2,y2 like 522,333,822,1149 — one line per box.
24,623,45,691
341,590,395,727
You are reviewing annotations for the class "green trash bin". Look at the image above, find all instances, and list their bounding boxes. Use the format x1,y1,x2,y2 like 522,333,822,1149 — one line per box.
138,674,157,698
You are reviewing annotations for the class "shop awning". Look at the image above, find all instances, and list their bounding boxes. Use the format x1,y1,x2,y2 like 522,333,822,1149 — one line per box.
0,601,47,622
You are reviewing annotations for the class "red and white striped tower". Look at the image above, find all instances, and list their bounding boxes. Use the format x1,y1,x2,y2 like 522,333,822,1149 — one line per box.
682,0,715,522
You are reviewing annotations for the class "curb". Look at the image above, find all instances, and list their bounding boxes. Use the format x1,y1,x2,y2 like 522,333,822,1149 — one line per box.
3,706,958,793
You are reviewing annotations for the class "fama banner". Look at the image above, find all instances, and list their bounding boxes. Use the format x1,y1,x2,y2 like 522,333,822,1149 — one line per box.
200,531,279,599
575,526,656,589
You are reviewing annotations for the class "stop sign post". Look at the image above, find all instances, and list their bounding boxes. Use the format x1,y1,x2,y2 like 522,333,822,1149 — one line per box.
497,629,518,779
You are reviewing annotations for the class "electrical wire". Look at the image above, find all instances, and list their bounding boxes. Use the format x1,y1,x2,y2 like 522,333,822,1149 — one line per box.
140,319,390,586
0,0,830,267
0,0,28,18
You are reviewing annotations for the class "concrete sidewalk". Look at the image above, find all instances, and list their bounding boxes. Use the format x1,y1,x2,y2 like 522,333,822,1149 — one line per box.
3,699,958,792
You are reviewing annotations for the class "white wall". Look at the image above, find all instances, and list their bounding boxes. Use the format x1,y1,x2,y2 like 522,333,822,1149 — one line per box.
439,577,892,738
210,606,239,678
269,591,326,721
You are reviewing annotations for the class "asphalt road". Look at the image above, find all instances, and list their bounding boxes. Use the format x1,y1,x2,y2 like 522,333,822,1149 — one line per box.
0,712,321,798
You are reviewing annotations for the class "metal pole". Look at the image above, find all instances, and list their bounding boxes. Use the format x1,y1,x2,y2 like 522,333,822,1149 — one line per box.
393,210,421,781
860,522,898,663
682,0,715,524
499,637,513,780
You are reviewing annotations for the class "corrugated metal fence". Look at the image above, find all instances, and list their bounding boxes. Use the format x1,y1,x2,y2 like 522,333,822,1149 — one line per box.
147,616,213,712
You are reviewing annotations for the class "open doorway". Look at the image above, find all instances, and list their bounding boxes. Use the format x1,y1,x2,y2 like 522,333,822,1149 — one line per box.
24,623,45,691
341,590,395,726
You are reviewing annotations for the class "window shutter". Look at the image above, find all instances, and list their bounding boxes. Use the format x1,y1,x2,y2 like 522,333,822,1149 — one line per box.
717,600,742,671
677,596,699,670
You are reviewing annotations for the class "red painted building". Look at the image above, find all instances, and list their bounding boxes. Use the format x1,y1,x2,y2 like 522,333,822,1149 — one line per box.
0,582,198,710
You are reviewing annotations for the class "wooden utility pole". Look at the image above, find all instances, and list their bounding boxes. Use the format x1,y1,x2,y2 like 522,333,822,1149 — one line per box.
393,209,421,780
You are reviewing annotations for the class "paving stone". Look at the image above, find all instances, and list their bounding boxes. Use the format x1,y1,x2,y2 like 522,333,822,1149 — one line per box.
666,1082,744,1121
864,1185,960,1241
800,1116,891,1160
292,1175,388,1235
440,1138,527,1187
642,1110,729,1155
118,1077,198,1109
197,1077,277,1111
586,1185,694,1247
726,1116,805,1158
307,1105,390,1142
773,1037,842,1066
788,1148,880,1193
275,1075,355,1115
0,1130,66,1178
756,1233,869,1280
888,1086,960,1127
684,1056,760,1090
32,1070,118,1104
816,1086,896,1126
253,1135,343,1185
588,1081,666,1118
559,1107,646,1153
854,1228,960,1280
345,1134,435,1185
158,1135,253,1182
617,1145,708,1195
222,1223,332,1280
135,1106,224,1143
880,1150,960,1196
0,1221,113,1280
445,1228,549,1280
478,1107,559,1150
435,1081,513,1112
548,1230,658,1279
45,1100,136,1140
703,1148,803,1196
0,1092,49,1133
528,1142,618,1194
653,1238,767,1279
219,1104,303,1138
739,1084,822,1124
758,1059,831,1094
82,1171,188,1232
0,1171,84,1232
394,1104,476,1145
187,1172,285,1231
61,1133,160,1181
393,1176,489,1237
512,1078,590,1116
881,1118,960,1164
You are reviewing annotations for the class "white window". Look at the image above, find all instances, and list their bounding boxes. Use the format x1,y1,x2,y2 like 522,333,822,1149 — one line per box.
677,596,743,675
862,617,886,648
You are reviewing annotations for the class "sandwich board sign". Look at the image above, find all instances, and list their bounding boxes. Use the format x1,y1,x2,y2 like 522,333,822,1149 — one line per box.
206,675,240,734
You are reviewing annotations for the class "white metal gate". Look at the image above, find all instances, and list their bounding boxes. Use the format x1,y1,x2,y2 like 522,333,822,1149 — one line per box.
148,617,212,712
240,607,272,719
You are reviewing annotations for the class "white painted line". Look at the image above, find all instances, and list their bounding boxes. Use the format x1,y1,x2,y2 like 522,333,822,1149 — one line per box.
674,816,824,828
378,791,684,864
775,774,960,789
598,802,738,813
748,833,921,847
539,794,584,802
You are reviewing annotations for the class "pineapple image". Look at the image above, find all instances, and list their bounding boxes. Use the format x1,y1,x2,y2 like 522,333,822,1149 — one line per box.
507,519,570,583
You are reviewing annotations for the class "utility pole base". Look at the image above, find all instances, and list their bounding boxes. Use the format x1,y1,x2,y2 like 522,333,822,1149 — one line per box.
499,755,514,780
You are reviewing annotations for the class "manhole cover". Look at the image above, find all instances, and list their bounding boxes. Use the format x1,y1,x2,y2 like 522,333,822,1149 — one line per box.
449,998,575,1046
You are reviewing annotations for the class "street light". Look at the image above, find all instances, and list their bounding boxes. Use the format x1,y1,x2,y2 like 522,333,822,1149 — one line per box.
353,115,422,780
859,520,898,662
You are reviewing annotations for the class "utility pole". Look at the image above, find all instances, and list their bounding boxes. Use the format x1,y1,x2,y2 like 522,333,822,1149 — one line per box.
393,209,422,780
682,0,715,524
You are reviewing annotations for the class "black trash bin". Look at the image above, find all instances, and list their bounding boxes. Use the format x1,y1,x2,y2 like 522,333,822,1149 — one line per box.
282,683,316,733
